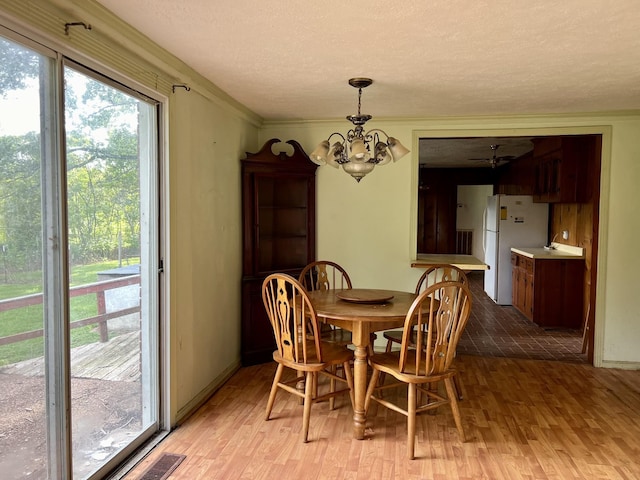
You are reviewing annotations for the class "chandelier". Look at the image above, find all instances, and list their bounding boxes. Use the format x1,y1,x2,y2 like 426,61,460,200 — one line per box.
309,78,410,182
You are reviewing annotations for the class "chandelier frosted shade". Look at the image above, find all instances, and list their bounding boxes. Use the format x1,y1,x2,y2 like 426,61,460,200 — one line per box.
309,78,410,182
309,141,331,163
349,139,369,161
387,137,410,162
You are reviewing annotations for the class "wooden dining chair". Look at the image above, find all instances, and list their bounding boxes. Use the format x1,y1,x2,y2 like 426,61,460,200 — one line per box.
383,264,468,352
381,264,468,397
262,273,355,443
299,260,353,346
364,280,473,459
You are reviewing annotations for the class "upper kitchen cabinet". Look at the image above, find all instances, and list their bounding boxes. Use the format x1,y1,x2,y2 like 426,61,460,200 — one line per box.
496,150,536,195
532,136,596,203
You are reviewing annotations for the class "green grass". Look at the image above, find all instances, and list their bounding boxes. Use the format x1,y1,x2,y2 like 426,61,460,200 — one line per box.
0,271,42,300
0,258,140,366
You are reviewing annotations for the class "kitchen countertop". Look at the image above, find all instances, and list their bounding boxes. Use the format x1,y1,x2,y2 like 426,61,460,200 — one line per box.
412,254,489,271
511,242,584,259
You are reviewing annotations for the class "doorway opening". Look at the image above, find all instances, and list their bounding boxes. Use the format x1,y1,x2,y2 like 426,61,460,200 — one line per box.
417,134,601,364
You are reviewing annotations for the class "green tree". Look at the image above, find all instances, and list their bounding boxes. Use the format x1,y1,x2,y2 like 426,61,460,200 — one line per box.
1,39,142,271
0,132,42,274
0,38,39,95
64,71,140,264
0,38,42,278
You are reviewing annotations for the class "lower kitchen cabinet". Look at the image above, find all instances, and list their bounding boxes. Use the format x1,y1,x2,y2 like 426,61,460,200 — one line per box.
511,252,584,328
512,254,534,318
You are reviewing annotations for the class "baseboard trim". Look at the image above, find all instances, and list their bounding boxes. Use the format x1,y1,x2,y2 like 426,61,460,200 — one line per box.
600,360,640,370
175,360,242,425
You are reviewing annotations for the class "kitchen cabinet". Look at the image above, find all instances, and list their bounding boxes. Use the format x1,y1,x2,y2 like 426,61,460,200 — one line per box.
511,251,584,328
511,253,534,318
241,139,317,365
496,150,536,195
532,136,592,203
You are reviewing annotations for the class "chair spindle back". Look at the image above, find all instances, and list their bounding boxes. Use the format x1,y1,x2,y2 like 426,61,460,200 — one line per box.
299,260,352,292
262,273,323,364
415,264,468,294
399,281,472,376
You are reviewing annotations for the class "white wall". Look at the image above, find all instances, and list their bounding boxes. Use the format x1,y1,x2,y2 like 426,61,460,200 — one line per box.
456,185,493,259
261,115,640,368
169,89,258,419
598,118,640,367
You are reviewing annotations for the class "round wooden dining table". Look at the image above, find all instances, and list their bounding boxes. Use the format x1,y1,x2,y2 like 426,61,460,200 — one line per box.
306,288,418,440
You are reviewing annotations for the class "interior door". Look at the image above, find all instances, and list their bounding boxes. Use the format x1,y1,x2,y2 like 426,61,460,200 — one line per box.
417,171,457,253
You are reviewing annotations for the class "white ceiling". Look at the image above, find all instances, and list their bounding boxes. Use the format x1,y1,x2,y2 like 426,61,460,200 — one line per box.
419,137,534,168
95,0,640,165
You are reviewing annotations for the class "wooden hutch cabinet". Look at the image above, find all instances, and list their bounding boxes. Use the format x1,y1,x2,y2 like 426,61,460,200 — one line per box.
241,139,317,365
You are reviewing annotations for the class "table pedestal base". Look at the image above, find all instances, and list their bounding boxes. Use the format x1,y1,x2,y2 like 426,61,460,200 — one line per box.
351,324,369,440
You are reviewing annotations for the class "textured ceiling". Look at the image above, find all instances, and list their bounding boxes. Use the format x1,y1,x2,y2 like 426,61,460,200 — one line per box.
95,0,640,164
420,137,534,168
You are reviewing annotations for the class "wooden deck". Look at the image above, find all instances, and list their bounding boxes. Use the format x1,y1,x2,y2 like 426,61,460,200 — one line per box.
0,331,140,382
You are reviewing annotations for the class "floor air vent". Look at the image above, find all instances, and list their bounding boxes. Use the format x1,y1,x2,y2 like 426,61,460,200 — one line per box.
138,453,186,480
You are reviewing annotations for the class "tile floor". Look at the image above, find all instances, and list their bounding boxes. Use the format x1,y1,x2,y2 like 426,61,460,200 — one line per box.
457,272,588,363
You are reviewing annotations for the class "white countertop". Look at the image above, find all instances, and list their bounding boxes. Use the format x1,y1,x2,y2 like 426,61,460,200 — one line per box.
511,242,585,259
412,254,489,271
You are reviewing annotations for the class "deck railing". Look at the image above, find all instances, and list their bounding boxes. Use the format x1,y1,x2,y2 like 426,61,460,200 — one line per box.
0,275,141,347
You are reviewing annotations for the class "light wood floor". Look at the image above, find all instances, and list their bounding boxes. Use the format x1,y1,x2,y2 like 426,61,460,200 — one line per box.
124,355,640,479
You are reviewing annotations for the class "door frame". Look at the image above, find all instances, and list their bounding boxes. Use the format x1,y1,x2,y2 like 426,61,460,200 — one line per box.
411,125,610,366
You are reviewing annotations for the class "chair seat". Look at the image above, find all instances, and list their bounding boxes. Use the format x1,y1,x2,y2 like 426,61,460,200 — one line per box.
383,330,403,342
320,326,352,345
273,340,354,372
384,329,433,355
319,324,377,352
369,350,455,382
383,330,414,348
378,335,464,398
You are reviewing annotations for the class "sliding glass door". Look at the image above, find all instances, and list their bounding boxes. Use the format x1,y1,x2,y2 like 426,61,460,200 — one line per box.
0,32,161,479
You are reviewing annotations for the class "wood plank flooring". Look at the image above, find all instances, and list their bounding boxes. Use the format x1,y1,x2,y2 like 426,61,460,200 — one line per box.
123,355,640,479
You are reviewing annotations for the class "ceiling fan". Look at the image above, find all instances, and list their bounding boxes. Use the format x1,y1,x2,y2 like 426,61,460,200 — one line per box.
470,144,515,169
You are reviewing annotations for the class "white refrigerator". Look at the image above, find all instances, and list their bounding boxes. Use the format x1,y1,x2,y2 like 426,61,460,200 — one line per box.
483,194,549,305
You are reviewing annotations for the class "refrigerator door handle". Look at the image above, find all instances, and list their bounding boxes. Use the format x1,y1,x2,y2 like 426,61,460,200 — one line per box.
482,207,487,255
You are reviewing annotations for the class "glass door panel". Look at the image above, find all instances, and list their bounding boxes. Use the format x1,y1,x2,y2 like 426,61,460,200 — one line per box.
0,36,48,479
63,65,159,479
